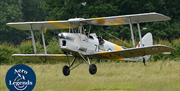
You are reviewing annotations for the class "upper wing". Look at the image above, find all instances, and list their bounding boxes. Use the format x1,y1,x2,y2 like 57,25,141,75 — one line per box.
7,12,170,30
6,21,79,30
87,45,174,60
12,54,72,62
84,12,170,26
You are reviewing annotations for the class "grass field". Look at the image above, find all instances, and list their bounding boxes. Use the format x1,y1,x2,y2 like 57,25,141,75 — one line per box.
1,60,180,91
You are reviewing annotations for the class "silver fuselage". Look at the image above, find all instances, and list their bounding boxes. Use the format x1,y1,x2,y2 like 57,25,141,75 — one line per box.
58,32,123,56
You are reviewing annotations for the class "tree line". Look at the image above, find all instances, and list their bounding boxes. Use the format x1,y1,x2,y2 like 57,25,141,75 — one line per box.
0,0,180,44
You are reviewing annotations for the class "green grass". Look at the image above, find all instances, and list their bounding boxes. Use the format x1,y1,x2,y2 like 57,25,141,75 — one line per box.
1,61,180,91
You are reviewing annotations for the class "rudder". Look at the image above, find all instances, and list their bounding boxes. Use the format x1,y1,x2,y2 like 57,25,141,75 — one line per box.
136,32,153,61
137,32,153,47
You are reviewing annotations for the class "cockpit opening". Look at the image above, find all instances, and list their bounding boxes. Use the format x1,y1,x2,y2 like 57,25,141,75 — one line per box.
97,36,105,45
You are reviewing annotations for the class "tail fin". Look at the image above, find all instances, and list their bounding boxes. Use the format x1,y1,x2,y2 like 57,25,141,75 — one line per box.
136,32,153,61
136,32,153,48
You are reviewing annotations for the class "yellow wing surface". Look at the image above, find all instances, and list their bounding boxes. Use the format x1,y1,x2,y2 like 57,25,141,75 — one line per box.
87,45,174,60
84,12,170,26
7,12,170,30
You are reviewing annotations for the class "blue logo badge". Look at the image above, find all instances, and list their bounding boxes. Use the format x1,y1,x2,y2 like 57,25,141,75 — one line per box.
5,64,36,91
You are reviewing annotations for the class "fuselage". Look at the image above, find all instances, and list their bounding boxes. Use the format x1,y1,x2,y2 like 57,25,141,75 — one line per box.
58,32,124,56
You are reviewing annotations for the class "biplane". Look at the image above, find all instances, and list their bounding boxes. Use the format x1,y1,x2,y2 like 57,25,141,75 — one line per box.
7,12,174,76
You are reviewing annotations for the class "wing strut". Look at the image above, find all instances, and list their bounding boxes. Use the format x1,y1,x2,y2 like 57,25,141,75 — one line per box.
41,27,47,54
30,24,47,54
129,18,135,47
30,24,37,54
137,23,142,46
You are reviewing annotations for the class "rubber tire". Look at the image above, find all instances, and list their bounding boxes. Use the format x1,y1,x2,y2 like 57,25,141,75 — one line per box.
63,65,70,76
89,64,97,75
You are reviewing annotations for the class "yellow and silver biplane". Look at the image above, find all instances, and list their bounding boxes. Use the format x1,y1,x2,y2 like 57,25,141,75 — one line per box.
7,12,174,76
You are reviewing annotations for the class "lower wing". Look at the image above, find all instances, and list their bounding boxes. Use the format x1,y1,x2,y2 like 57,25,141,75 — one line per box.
12,54,72,62
87,45,174,60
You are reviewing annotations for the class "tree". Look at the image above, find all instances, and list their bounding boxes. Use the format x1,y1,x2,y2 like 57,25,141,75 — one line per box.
0,0,25,44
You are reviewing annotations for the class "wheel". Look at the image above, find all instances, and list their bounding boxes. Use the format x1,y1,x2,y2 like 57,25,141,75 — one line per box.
89,64,97,75
63,65,70,76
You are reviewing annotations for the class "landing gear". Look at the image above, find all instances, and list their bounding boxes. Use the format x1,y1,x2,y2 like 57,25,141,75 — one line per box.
79,53,97,75
62,54,97,76
63,65,70,76
89,64,97,75
62,57,77,76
